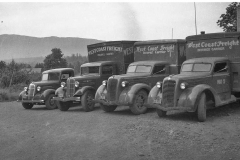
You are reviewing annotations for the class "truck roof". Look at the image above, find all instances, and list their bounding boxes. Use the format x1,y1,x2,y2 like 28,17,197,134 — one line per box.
87,41,137,48
81,61,116,67
129,61,170,66
184,57,228,64
42,68,74,74
134,39,186,46
186,32,240,41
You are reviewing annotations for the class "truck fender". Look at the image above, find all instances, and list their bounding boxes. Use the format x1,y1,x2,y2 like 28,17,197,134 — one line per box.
55,87,64,96
177,84,219,112
95,85,107,100
147,86,161,105
74,86,95,96
42,89,56,100
18,90,27,100
118,83,151,105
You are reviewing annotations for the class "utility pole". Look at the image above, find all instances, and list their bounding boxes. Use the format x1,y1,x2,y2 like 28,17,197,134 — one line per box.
194,2,198,35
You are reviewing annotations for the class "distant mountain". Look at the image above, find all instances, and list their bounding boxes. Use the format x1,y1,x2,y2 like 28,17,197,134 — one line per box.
0,34,104,61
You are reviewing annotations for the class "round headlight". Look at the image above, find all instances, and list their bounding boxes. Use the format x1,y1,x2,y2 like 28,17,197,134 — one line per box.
180,82,186,90
75,81,79,87
121,81,128,87
102,80,107,86
37,86,41,91
61,82,66,87
24,87,28,91
156,82,162,88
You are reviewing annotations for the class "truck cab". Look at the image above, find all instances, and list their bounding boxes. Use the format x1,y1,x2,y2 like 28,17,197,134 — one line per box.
17,68,74,110
53,41,136,112
147,32,240,121
95,39,186,114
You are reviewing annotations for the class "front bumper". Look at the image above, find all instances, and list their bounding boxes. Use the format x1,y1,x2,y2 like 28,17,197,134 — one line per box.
145,103,192,112
93,99,120,106
17,99,44,103
53,96,81,102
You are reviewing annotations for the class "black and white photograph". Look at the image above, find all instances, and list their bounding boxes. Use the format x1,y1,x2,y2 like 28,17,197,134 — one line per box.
1,1,240,159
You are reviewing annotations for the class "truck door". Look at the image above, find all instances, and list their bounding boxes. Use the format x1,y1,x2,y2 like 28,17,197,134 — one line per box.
149,64,169,88
212,61,231,101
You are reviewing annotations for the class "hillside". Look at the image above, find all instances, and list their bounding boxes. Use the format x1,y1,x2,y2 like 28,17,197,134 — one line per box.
0,34,104,61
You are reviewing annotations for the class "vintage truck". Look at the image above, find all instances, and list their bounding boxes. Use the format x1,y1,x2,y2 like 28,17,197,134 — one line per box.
147,32,240,122
17,68,74,110
94,39,186,114
53,41,135,112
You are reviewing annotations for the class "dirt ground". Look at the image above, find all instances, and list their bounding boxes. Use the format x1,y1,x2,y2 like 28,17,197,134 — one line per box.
0,102,240,160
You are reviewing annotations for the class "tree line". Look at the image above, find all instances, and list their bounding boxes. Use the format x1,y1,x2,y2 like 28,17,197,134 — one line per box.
0,48,87,88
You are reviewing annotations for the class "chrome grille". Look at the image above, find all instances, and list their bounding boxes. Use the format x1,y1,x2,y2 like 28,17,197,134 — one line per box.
162,80,176,108
107,78,118,101
66,77,75,97
28,83,35,99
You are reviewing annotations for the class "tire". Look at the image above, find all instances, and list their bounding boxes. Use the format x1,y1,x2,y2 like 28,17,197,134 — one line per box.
130,90,148,115
197,93,207,122
81,90,95,112
57,101,70,111
156,108,167,117
22,103,33,109
100,104,117,112
45,94,57,110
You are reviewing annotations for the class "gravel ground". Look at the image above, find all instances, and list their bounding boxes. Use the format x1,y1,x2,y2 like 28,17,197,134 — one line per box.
0,102,240,160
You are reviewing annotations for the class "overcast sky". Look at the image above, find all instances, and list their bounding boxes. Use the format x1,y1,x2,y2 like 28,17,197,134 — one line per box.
0,2,230,41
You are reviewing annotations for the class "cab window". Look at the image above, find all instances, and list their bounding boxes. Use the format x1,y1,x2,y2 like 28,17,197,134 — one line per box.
102,65,113,75
152,65,166,75
214,62,228,73
61,74,70,80
48,72,60,80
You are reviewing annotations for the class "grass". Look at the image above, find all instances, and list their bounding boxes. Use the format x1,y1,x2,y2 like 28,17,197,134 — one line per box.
0,84,26,102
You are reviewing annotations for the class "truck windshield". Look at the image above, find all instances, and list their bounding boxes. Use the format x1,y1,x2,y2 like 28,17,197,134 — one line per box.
127,65,152,73
81,66,100,75
42,72,60,81
181,63,212,72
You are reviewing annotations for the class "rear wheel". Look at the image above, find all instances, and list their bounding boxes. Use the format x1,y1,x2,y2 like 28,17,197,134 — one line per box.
81,90,95,112
100,104,117,112
22,103,33,109
197,93,207,122
57,101,70,111
156,108,167,117
45,94,57,110
130,90,148,115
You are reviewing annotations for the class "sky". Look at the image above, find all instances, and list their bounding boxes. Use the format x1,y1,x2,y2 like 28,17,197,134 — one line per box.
0,2,231,41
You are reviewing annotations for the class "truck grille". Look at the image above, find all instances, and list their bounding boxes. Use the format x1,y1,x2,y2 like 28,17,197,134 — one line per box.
66,78,75,97
162,80,176,108
107,78,118,101
28,83,35,99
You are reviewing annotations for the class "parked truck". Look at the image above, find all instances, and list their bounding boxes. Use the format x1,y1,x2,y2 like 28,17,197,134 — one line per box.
147,32,240,122
53,41,136,112
94,39,186,114
17,68,74,110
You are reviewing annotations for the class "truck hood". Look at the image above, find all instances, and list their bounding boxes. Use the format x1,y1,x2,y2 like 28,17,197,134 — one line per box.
73,74,100,81
110,73,150,79
31,80,59,87
171,72,211,81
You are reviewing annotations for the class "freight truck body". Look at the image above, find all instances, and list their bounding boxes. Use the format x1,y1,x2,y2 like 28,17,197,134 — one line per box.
53,41,135,111
95,39,186,114
147,32,240,121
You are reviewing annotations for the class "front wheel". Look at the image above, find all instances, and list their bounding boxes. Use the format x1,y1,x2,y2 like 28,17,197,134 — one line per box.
57,101,70,111
156,108,167,117
81,90,95,112
100,104,117,112
130,90,148,115
22,103,34,109
45,94,57,110
197,93,207,122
